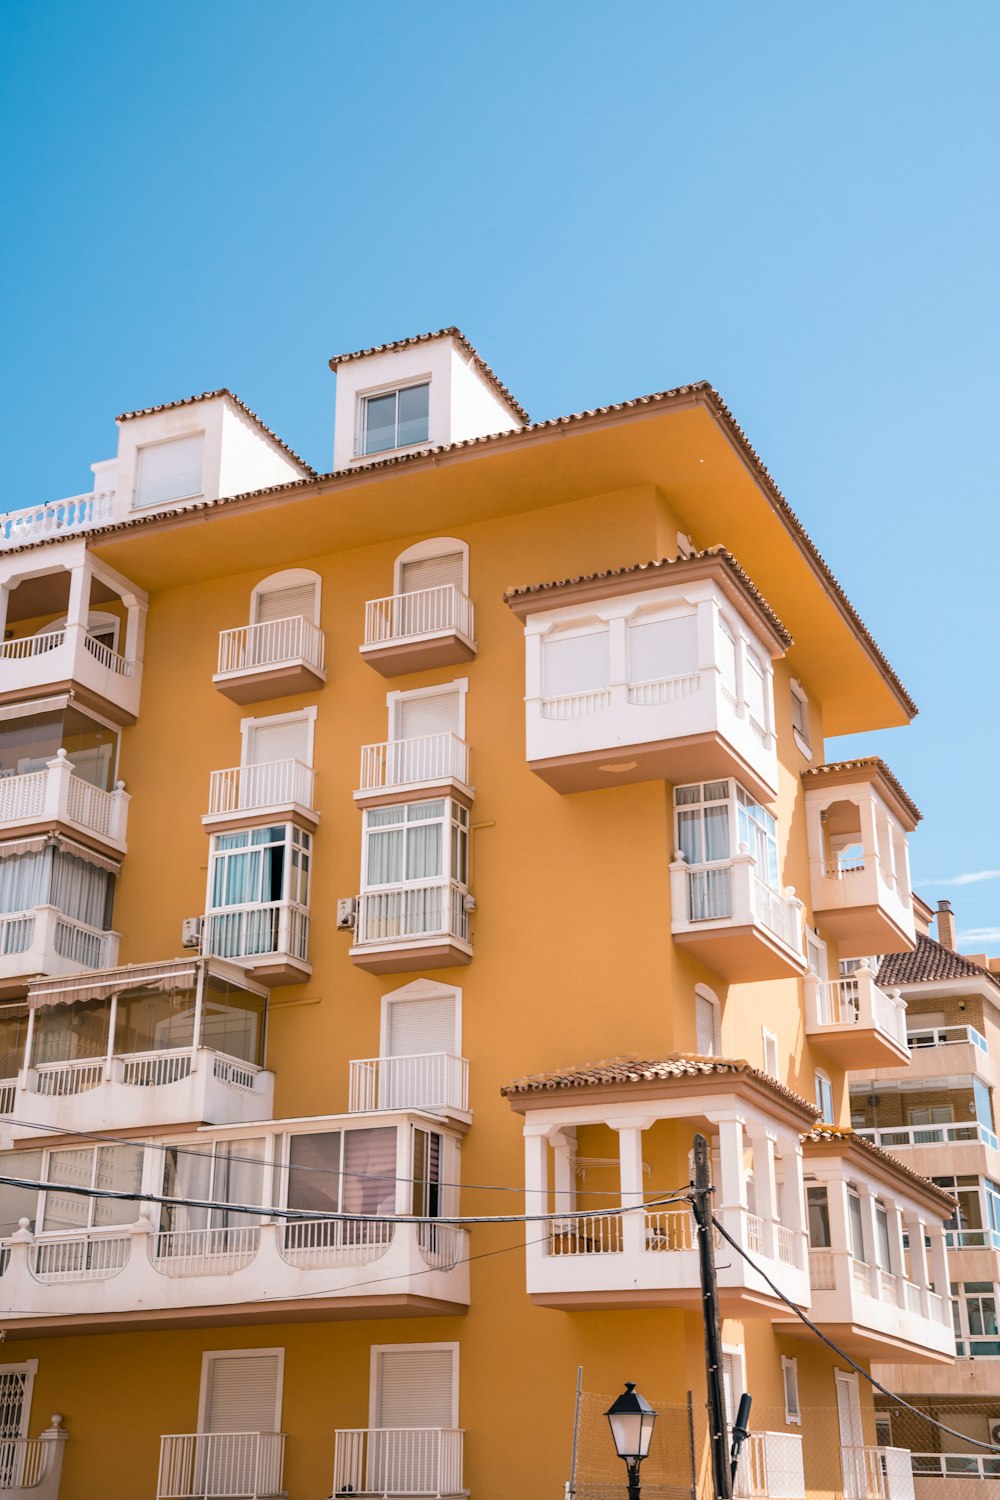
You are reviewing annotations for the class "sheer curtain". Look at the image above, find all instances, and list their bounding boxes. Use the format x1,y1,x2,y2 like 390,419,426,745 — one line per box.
50,851,111,928
0,850,49,914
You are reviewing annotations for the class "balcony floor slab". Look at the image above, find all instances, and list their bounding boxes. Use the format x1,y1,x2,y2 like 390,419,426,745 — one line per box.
360,633,476,678
808,1026,911,1071
350,938,473,976
213,660,327,705
528,729,777,802
671,923,806,981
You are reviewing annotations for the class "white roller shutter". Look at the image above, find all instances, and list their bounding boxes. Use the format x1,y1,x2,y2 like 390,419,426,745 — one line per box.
254,582,318,625
245,716,310,766
397,692,461,740
542,631,610,698
399,553,464,595
628,614,698,684
375,1349,455,1428
386,996,457,1058
134,434,204,507
203,1351,282,1433
695,994,718,1056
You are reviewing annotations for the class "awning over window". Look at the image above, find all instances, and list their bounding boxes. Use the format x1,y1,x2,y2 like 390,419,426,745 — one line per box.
0,834,122,876
26,959,200,1009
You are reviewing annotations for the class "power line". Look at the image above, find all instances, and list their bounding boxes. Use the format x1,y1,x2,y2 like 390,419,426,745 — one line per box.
710,1211,1000,1456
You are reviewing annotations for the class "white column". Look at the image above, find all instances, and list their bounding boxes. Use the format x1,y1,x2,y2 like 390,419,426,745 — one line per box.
904,1213,931,1316
614,1118,653,1257
825,1173,853,1299
857,1184,878,1269
0,583,10,642
777,1139,807,1268
747,1127,778,1258
393,1124,411,1216
694,598,717,673
524,1128,549,1210
927,1222,950,1299
857,794,879,870
715,1116,748,1250
550,1129,577,1217
889,1203,907,1279
122,593,147,666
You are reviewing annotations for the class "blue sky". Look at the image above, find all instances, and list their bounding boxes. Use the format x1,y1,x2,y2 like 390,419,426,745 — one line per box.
2,1,998,949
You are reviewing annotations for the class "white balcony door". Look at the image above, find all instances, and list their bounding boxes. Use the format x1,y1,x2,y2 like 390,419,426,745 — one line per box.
383,995,457,1109
371,1346,456,1494
199,1349,282,1495
836,1371,865,1500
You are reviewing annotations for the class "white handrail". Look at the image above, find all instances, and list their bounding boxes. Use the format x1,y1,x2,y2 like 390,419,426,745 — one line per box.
157,1431,285,1500
0,489,115,548
355,882,469,946
208,758,315,815
332,1427,464,1498
30,1231,131,1283
547,1213,623,1255
364,584,473,647
150,1225,261,1277
203,902,310,964
359,733,469,792
348,1053,469,1113
217,615,325,676
279,1218,394,1269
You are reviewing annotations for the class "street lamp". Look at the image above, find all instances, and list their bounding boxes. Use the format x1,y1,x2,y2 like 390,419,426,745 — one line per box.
605,1382,657,1500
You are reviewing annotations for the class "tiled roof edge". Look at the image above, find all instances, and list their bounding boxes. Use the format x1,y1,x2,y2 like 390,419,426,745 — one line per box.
802,1124,956,1211
115,388,317,476
801,757,922,825
502,546,793,649
877,933,1000,993
327,326,530,424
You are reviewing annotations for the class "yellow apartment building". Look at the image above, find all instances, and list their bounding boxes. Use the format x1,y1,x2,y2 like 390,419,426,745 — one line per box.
0,328,959,1500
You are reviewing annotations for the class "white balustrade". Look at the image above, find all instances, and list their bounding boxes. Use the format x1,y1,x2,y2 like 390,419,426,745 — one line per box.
776,1224,799,1266
745,1213,766,1256
644,1207,695,1251
841,1446,916,1500
52,915,116,970
358,734,470,793
908,1023,988,1053
364,584,473,647
203,903,309,964
0,752,128,847
279,1218,394,1269
0,904,120,976
354,883,468,947
30,1232,131,1283
0,1082,14,1117
208,758,315,816
348,1053,470,1114
217,616,325,676
539,689,612,720
0,490,115,548
82,634,132,676
0,632,65,662
735,1431,806,1500
547,1213,623,1255
332,1427,464,1498
150,1225,261,1278
911,1452,1000,1480
33,1059,105,1097
157,1431,285,1500
0,914,36,958
671,854,804,959
625,672,700,707
211,1055,259,1092
808,1247,836,1289
121,1051,195,1088
749,874,801,950
417,1224,467,1271
857,1122,999,1150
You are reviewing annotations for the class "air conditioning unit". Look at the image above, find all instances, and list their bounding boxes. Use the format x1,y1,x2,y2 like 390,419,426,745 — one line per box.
336,898,358,932
181,916,204,950
463,893,477,914
991,1423,1000,1447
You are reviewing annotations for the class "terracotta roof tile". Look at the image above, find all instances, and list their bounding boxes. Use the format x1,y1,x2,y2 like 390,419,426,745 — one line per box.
801,757,922,825
801,1123,956,1212
878,933,1000,991
116,388,316,476
500,1053,819,1120
327,326,529,425
502,546,793,649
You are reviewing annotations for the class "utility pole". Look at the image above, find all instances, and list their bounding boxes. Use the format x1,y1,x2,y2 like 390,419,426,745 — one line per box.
690,1132,732,1500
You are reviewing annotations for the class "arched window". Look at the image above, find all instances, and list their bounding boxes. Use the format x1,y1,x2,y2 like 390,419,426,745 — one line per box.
393,538,469,599
695,984,721,1056
249,569,321,628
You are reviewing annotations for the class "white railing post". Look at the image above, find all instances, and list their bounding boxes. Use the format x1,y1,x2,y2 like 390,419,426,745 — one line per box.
43,750,74,823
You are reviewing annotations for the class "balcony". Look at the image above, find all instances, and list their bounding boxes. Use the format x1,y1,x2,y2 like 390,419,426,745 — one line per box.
0,907,119,995
0,490,115,549
842,1447,916,1500
157,1431,285,1500
803,1248,954,1361
332,1428,464,1498
856,1122,999,1152
0,751,128,858
805,968,910,1069
202,902,311,986
669,851,806,980
506,552,787,799
203,758,317,833
912,1452,1000,1498
734,1431,805,1500
0,1217,470,1332
0,625,141,726
361,585,476,676
350,882,472,975
349,1053,470,1120
803,760,919,955
213,616,326,705
356,734,472,807
0,1418,69,1500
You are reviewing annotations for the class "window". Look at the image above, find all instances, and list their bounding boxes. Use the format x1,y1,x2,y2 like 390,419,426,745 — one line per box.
627,611,698,685
874,1202,892,1272
674,780,780,889
695,987,720,1056
0,844,115,931
42,1144,144,1232
250,569,321,628
382,981,460,1059
412,1128,443,1218
370,1343,458,1433
161,1138,265,1231
199,1349,283,1442
847,1188,866,1263
815,1071,834,1123
908,1104,954,1127
241,709,315,770
395,538,468,599
363,799,468,891
0,705,118,789
360,383,430,456
208,825,312,949
959,1282,1000,1357
720,1347,746,1427
284,1128,398,1218
781,1357,801,1425
762,1028,779,1078
790,680,811,756
391,683,465,742
807,1184,831,1248
134,433,204,507
542,627,610,700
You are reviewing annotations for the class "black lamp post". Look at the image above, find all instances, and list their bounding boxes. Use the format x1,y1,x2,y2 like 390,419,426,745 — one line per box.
605,1382,657,1500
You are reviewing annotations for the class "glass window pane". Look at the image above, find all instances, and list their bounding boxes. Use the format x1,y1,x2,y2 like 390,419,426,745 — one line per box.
0,1149,41,1234
92,1145,144,1227
363,393,398,455
807,1186,831,1247
342,1128,397,1216
114,983,198,1055
406,821,441,880
396,384,430,447
287,1132,341,1213
704,805,731,862
33,997,111,1065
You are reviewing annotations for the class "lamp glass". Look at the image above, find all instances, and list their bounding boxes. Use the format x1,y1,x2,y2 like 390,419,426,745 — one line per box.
605,1383,657,1461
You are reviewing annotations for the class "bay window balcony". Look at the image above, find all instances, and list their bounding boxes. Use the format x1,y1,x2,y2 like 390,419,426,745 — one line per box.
0,1112,469,1330
0,545,146,725
502,1056,815,1313
804,966,910,1069
850,1077,999,1169
203,825,312,985
3,958,272,1140
214,617,326,705
332,1428,465,1498
0,836,120,994
350,799,472,974
669,781,805,979
505,551,788,798
774,1129,957,1362
803,760,919,956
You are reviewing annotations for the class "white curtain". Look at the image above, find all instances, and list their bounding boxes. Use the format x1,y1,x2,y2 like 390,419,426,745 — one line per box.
0,851,49,914
50,851,110,928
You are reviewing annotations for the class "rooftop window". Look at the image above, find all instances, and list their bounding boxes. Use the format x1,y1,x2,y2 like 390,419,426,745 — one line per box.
359,383,430,456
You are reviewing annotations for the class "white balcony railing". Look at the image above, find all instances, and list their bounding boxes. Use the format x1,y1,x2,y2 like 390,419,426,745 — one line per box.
841,1446,916,1500
203,903,309,966
911,1452,1000,1480
354,883,469,947
349,1053,470,1114
217,616,325,677
0,490,115,548
805,969,908,1051
332,1428,464,1498
151,1226,261,1278
856,1122,1000,1151
359,734,470,793
0,906,119,980
734,1431,806,1500
207,759,315,817
157,1431,285,1500
670,853,804,958
908,1023,989,1054
364,584,474,648
279,1218,395,1270
547,1213,624,1256
31,1231,131,1283
0,752,128,847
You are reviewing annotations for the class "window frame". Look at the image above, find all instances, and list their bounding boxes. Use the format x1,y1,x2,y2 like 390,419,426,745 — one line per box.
781,1356,801,1425
387,680,468,743
133,432,206,509
367,1341,460,1431
208,823,312,914
197,1347,285,1436
789,678,812,759
239,706,317,770
357,381,431,458
249,568,322,629
361,797,469,894
815,1070,834,1123
762,1027,779,1078
379,979,463,1058
695,984,721,1056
